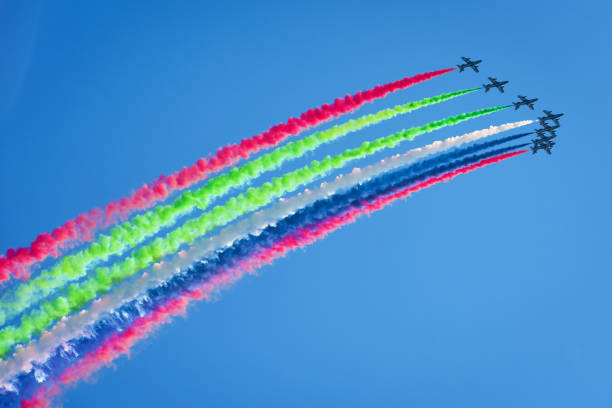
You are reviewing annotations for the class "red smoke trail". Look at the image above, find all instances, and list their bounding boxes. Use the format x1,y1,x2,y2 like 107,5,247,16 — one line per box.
20,297,197,408
0,68,455,283
246,150,527,267
20,148,523,408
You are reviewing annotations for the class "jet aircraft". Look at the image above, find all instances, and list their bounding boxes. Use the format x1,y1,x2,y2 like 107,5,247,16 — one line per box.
541,121,560,131
538,110,564,126
457,57,482,72
512,95,538,110
535,124,560,138
532,133,556,143
531,138,556,155
483,77,509,93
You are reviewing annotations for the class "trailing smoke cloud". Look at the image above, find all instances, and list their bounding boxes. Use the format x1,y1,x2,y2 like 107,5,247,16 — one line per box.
0,52,542,408
0,68,455,283
11,147,527,408
0,88,478,327
0,121,532,384
3,137,529,398
0,121,533,385
0,106,510,358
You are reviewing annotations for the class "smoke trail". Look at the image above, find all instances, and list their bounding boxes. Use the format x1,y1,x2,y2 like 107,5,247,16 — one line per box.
0,122,534,386
0,123,533,388
0,106,508,357
0,68,455,283
0,89,477,326
15,146,526,403
3,141,531,392
15,149,526,408
0,120,530,376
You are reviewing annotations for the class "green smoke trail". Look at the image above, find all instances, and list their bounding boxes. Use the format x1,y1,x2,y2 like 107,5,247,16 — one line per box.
0,105,508,357
0,88,478,325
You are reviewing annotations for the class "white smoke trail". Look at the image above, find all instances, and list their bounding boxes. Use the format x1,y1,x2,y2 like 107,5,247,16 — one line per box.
0,120,532,388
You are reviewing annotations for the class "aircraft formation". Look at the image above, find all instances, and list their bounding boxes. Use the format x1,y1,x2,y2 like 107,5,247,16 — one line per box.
457,57,564,155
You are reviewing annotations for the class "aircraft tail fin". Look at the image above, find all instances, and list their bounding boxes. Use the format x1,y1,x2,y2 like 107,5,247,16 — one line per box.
513,103,519,110
457,65,464,72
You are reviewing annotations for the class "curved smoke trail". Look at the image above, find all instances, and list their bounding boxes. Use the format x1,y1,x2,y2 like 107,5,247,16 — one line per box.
0,121,533,386
0,89,477,327
0,68,455,283
0,106,509,357
4,139,531,395
15,148,526,408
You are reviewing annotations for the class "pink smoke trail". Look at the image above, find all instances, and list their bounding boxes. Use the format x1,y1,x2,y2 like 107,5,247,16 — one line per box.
20,148,523,408
1,68,455,282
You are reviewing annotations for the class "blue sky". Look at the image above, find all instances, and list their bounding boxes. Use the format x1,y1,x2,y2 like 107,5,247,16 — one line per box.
0,1,610,407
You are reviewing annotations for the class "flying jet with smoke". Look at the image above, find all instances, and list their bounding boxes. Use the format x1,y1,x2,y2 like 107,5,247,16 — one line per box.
538,110,564,126
512,95,538,110
457,56,483,72
535,124,560,138
531,137,556,155
483,77,509,93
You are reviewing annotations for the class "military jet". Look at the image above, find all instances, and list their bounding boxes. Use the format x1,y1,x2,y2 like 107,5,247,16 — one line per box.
538,110,564,126
512,95,538,110
541,121,560,131
535,124,560,138
531,138,556,155
457,57,482,72
532,133,556,143
483,77,509,93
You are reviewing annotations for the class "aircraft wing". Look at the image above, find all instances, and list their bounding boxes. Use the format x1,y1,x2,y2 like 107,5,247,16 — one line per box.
473,66,479,72
461,57,470,63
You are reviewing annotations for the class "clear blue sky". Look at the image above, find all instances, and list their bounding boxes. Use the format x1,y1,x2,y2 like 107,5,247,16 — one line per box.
0,1,610,407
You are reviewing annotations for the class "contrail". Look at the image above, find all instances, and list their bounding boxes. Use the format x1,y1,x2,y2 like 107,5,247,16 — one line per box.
0,68,456,283
0,120,532,382
14,149,526,408
0,106,510,358
0,89,478,327
2,140,532,394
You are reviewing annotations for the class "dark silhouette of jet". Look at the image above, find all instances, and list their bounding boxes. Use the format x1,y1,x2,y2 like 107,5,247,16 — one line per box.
531,138,556,155
512,95,538,110
483,77,509,93
533,133,556,143
538,110,564,126
535,124,560,138
541,122,559,131
457,57,482,72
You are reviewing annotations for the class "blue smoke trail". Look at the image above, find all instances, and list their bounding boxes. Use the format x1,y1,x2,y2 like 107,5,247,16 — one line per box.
3,137,529,404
